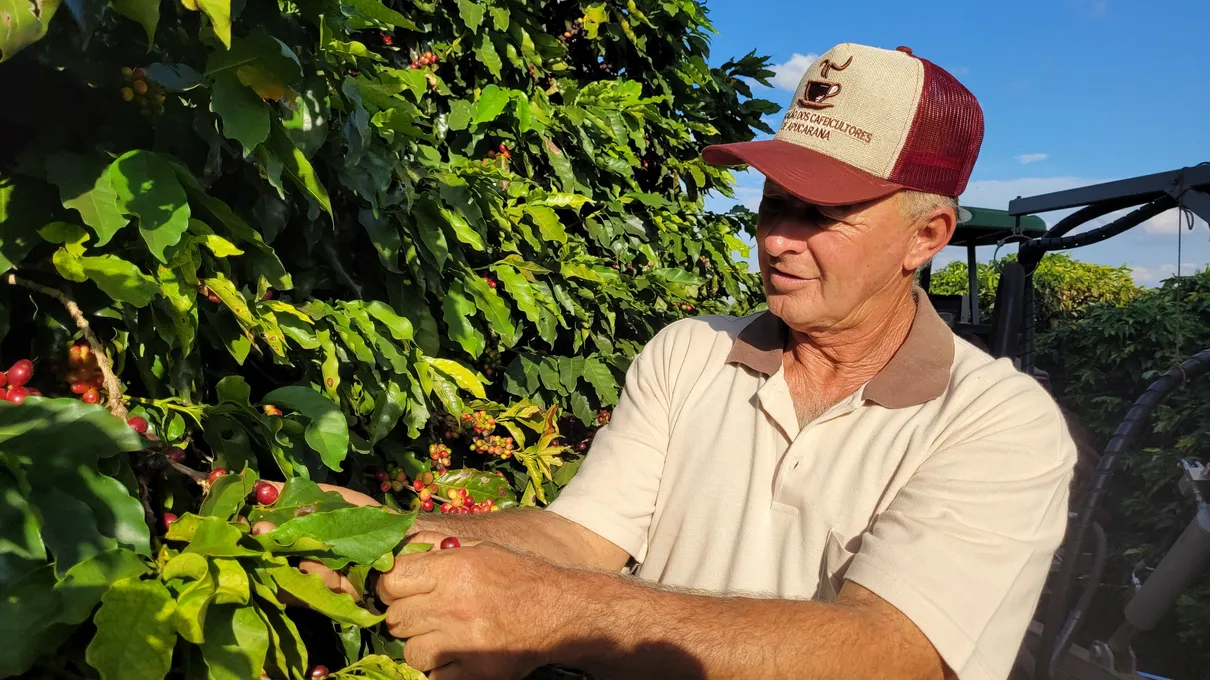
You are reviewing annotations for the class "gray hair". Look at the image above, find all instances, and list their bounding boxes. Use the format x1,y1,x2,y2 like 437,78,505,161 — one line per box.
898,189,960,223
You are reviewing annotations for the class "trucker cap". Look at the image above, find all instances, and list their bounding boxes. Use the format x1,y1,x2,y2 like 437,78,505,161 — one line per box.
702,43,984,206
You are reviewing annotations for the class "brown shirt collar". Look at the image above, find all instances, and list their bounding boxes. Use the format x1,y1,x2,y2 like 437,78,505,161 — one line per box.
724,286,955,409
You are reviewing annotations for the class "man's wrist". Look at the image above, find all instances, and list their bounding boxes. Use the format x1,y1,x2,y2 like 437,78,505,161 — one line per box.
539,568,655,673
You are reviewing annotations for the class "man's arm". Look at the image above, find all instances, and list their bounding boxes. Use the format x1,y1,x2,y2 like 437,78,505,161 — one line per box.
556,570,949,680
411,509,629,570
375,541,949,680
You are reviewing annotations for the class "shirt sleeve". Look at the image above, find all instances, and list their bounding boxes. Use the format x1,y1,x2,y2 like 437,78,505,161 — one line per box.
544,324,678,562
842,380,1078,680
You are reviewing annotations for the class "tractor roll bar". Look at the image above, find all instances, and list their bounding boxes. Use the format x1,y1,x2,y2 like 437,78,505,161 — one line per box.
1033,347,1210,680
1018,196,1177,271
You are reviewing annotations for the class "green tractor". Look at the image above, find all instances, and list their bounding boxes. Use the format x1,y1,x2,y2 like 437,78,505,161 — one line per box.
925,164,1210,680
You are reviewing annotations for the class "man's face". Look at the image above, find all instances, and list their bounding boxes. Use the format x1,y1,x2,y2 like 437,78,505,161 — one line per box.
755,182,946,332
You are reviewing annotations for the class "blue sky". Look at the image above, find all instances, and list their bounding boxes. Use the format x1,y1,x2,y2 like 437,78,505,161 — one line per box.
699,0,1210,285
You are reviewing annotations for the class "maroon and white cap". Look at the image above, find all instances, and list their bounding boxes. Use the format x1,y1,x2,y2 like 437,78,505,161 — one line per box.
702,43,984,205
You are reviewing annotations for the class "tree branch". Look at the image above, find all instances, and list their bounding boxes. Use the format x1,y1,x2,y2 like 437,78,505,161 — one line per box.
4,273,129,420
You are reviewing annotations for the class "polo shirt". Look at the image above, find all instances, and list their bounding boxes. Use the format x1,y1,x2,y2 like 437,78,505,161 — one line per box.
546,288,1078,680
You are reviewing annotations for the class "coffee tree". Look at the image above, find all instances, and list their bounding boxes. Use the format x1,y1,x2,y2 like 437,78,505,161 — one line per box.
0,0,774,677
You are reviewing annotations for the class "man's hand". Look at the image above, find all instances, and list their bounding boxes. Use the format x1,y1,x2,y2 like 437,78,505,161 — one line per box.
376,534,578,680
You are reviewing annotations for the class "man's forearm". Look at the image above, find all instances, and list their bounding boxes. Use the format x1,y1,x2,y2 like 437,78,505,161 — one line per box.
412,509,629,571
551,571,948,680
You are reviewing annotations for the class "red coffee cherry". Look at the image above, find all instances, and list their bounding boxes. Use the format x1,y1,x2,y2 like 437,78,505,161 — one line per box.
254,482,279,505
439,537,460,549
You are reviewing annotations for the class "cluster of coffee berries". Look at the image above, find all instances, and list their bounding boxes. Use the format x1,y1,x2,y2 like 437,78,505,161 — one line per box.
481,275,498,289
64,342,105,404
380,32,394,46
559,17,585,42
198,283,221,304
263,403,282,417
428,442,452,469
119,67,167,115
677,302,695,313
410,50,438,70
596,409,611,426
413,472,439,511
487,142,512,161
375,467,410,493
480,347,502,379
463,410,497,436
609,261,636,273
439,488,497,514
0,359,39,404
470,434,515,459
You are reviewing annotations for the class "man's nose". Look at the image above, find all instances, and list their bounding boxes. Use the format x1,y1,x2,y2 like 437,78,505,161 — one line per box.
761,215,808,259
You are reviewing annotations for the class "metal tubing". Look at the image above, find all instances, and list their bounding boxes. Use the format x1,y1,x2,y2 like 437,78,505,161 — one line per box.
1050,521,1109,674
967,245,980,324
1020,198,1178,272
1008,165,1210,216
1123,505,1210,631
1034,348,1210,680
1041,196,1151,240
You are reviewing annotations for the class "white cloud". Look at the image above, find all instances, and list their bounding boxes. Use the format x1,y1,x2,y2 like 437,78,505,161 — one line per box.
1015,153,1049,164
1140,207,1208,236
1130,262,1201,286
770,52,819,92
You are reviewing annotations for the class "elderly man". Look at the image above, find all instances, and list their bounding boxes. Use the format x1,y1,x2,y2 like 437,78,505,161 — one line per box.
310,43,1078,680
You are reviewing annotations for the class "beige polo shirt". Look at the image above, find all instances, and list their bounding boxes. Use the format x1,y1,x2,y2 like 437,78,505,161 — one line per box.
546,289,1077,680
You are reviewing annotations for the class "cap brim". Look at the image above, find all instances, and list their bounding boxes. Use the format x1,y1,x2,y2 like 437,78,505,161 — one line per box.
702,139,904,207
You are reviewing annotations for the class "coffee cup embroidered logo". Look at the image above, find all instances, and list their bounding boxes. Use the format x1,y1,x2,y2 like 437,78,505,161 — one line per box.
799,55,853,109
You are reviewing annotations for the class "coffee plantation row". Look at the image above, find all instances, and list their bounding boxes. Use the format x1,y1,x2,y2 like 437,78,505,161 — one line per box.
0,0,777,677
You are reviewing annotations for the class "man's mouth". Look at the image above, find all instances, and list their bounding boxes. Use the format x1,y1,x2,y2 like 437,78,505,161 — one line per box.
769,265,816,286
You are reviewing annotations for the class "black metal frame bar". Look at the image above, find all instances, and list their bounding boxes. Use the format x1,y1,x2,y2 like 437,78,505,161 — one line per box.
1007,164,1210,219
1002,163,1210,680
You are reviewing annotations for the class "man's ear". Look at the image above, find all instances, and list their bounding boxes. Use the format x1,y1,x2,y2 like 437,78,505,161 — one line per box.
904,206,956,271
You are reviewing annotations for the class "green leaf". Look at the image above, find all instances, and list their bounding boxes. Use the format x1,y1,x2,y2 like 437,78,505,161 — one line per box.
570,390,593,426
456,0,482,31
359,209,402,273
210,72,270,155
525,205,566,243
441,206,484,250
85,578,177,680
162,552,209,582
201,604,269,680
559,356,584,394
0,179,48,272
52,548,150,626
463,273,517,342
266,565,385,627
364,300,413,342
211,558,250,605
474,32,502,79
435,469,517,508
447,99,472,131
0,470,45,561
262,122,332,218
181,516,262,557
110,0,157,44
146,62,203,90
266,506,414,565
472,84,509,125
426,358,486,399
333,654,427,680
44,152,130,245
0,0,61,62
582,356,619,406
0,563,69,677
262,386,350,471
79,254,159,306
197,0,230,47
342,0,419,30
173,565,217,643
428,369,463,418
198,468,258,520
582,3,607,38
650,267,704,286
215,375,251,405
109,150,192,264
204,32,302,85
246,478,353,526
441,282,485,358
369,376,407,446
543,138,576,192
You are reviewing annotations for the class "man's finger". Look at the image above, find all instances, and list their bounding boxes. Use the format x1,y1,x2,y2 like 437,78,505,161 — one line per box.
384,593,442,639
403,632,452,672
299,559,361,602
260,480,385,509
377,552,445,602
